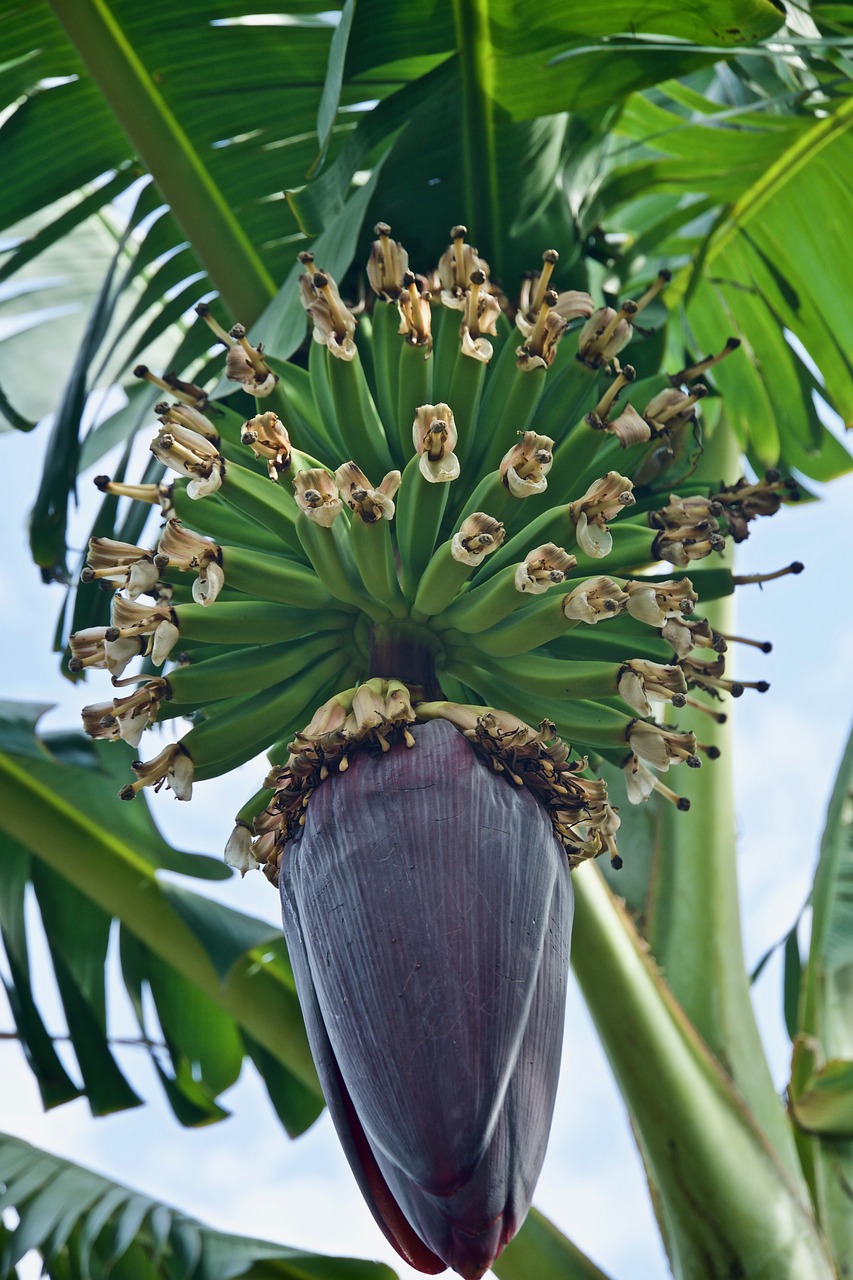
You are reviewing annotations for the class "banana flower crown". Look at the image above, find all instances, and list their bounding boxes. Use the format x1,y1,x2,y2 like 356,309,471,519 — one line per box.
77,224,799,1279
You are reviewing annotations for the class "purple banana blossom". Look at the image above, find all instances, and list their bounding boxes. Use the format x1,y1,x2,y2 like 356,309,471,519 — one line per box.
280,719,573,1278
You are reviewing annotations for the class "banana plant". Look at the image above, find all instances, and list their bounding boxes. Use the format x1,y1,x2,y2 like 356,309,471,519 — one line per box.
1,2,853,1278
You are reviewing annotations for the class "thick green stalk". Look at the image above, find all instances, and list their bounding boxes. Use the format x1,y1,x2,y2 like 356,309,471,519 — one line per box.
571,865,835,1280
48,0,277,323
649,424,802,1177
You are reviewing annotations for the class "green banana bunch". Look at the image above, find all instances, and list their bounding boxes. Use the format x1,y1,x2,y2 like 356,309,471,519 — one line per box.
75,220,796,877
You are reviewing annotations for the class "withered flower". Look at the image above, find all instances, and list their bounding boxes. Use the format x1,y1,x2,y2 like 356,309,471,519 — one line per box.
293,468,343,526
563,576,629,623
514,544,576,594
150,424,223,499
397,271,433,351
460,269,500,363
618,660,688,717
299,260,357,360
242,411,292,480
156,519,224,606
119,742,194,802
82,537,159,599
625,578,697,627
577,303,636,369
335,462,401,522
437,225,489,309
367,222,409,299
500,432,554,498
451,513,505,566
412,403,460,483
569,472,635,558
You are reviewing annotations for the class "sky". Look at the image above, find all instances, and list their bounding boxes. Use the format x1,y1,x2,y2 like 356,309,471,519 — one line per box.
0,409,851,1280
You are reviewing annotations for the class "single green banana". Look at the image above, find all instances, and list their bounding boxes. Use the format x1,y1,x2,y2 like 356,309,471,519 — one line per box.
350,517,408,618
308,341,348,457
167,633,342,705
447,591,582,656
445,347,487,467
182,650,351,775
469,503,574,584
171,483,285,555
435,563,533,634
394,453,453,599
219,544,339,610
173,601,350,645
396,342,433,465
452,471,517,530
219,458,304,556
295,510,386,618
370,301,403,453
327,346,394,480
448,651,627,704
477,363,547,477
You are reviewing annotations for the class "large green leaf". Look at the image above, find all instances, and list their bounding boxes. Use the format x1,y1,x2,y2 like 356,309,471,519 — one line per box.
0,1130,397,1280
0,702,323,1135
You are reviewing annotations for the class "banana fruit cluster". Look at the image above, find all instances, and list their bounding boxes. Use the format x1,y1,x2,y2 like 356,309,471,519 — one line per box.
75,223,795,870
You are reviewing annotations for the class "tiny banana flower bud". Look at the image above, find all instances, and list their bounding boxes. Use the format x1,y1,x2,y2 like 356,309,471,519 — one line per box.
628,720,700,771
623,753,691,809
299,261,357,360
500,432,554,498
94,475,174,516
151,424,224,499
110,596,179,666
605,404,652,448
156,401,220,443
671,336,741,384
156,519,224,606
82,537,159,599
644,385,707,432
134,365,209,409
438,224,489,309
120,742,193,801
224,323,278,397
367,222,409,299
516,289,568,371
625,578,696,627
83,679,168,749
577,302,636,369
81,702,121,741
618,660,688,717
68,626,140,676
515,543,576,594
562,576,629,623
662,615,721,659
397,271,433,351
569,471,635,559
293,468,343,526
451,513,505,565
241,411,292,480
225,821,261,876
413,403,460,483
335,462,401,522
460,269,500,362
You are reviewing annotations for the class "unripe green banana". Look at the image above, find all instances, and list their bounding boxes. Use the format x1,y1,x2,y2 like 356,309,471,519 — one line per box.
171,483,285,554
478,364,547,476
181,650,352,775
397,342,433,466
449,591,580,656
173,601,351,645
295,511,386,618
350,517,408,618
219,458,303,556
445,347,486,467
394,454,452,599
218,544,339,611
370,301,403,450
308,342,348,457
166,633,342,705
326,346,394,480
436,564,530,634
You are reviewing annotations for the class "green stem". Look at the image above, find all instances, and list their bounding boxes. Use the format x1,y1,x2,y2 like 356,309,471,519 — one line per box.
48,0,277,323
572,865,834,1280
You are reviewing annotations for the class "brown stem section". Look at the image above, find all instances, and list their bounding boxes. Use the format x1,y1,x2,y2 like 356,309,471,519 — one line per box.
367,622,444,700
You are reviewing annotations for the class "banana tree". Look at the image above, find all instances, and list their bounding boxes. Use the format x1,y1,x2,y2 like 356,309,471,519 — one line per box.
1,2,853,1278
